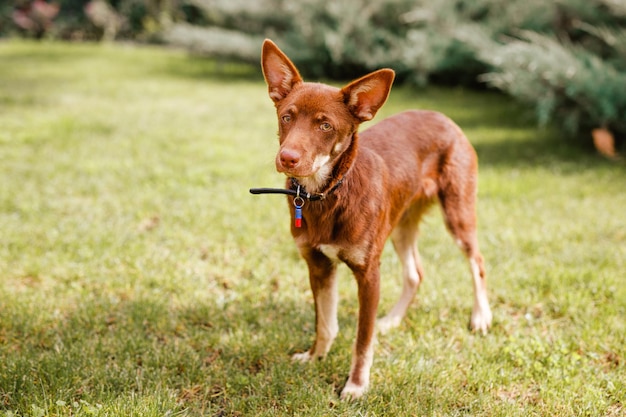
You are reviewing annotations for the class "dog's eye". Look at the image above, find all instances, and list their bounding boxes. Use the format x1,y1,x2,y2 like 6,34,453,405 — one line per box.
281,115,291,123
320,122,332,131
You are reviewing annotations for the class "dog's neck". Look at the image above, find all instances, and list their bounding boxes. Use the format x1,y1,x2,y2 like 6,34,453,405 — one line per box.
290,132,359,199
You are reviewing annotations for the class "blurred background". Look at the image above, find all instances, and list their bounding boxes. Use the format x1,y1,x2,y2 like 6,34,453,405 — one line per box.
2,0,625,154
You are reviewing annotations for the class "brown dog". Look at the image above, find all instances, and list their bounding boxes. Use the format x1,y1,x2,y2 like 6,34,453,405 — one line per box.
259,39,492,399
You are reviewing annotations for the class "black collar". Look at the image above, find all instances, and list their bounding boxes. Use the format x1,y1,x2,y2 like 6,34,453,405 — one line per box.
250,176,343,201
289,177,343,201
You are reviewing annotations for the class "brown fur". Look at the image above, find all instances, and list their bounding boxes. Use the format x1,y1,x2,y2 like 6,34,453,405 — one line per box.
260,39,492,400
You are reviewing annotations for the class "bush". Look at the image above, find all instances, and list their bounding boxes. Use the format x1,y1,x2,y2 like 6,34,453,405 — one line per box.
463,0,626,144
164,0,481,83
166,0,625,146
2,0,624,146
10,0,60,39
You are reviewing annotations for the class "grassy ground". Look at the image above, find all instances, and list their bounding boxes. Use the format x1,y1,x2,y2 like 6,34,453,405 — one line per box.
0,40,624,416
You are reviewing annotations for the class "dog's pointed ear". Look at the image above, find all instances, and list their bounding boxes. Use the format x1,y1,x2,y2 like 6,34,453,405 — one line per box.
261,39,303,103
342,69,395,122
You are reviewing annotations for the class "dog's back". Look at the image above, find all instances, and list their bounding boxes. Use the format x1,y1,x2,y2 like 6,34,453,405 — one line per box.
361,110,476,196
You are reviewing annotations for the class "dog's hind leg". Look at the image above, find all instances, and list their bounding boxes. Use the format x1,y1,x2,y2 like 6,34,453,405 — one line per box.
438,151,492,334
445,219,491,334
378,205,427,334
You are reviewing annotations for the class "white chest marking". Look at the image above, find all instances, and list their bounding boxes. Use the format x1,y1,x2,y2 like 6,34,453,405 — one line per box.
318,244,340,262
312,154,330,171
297,155,332,192
318,244,367,266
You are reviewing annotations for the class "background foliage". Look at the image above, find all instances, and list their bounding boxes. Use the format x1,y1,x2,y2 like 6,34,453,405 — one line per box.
2,0,625,145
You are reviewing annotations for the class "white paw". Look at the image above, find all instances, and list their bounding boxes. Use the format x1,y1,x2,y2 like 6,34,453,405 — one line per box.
340,380,368,401
376,315,402,334
291,351,313,363
470,305,493,335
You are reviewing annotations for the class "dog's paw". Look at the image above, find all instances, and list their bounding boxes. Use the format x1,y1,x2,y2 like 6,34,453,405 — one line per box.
376,315,402,334
340,380,368,401
291,351,313,363
470,305,492,335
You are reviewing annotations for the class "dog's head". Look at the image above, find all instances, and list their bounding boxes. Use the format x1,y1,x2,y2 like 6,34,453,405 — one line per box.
261,39,394,192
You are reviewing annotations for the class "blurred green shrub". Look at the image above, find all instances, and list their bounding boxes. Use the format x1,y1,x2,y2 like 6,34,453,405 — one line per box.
453,0,625,147
162,0,625,144
2,0,624,146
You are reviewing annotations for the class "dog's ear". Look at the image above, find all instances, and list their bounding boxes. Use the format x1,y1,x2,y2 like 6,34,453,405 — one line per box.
261,39,303,103
342,69,395,122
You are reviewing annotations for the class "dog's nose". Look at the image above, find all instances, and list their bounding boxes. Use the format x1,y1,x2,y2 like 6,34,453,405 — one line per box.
279,149,300,169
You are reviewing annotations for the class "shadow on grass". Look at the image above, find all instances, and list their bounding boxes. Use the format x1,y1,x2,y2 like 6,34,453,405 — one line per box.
471,126,626,173
0,293,317,412
387,87,625,171
438,91,625,171
475,134,597,169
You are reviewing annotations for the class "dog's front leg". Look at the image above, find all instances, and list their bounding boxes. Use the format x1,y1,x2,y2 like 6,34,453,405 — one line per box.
293,247,339,362
341,265,380,400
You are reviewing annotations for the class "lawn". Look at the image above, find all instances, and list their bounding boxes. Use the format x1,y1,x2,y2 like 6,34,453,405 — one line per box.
0,40,624,416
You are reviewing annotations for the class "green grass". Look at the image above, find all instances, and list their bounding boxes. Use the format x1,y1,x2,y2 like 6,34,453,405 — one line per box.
1,40,625,416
